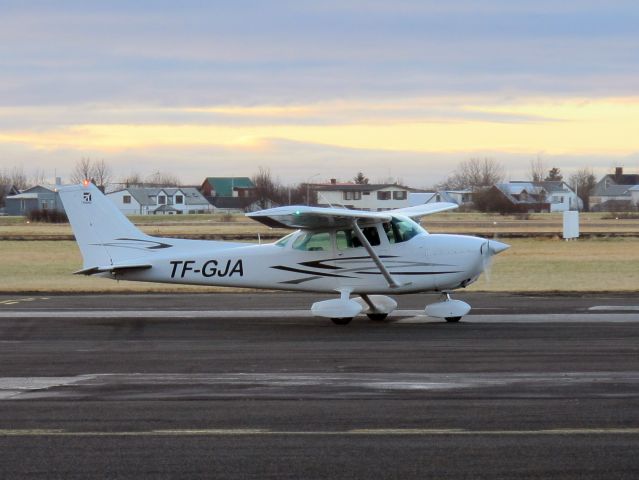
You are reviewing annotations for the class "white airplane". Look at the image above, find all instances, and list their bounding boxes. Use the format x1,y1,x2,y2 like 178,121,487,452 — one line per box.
59,182,509,325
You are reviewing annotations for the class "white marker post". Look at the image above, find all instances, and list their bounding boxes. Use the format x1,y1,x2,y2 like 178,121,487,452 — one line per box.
563,210,579,240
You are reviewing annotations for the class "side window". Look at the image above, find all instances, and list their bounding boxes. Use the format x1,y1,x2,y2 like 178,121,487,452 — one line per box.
336,226,381,250
292,232,332,251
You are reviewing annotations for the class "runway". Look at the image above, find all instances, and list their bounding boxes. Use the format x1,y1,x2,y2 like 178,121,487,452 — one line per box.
1,292,638,478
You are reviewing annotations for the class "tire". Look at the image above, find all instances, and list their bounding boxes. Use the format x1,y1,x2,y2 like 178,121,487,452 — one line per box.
367,313,388,321
331,317,353,325
445,317,462,323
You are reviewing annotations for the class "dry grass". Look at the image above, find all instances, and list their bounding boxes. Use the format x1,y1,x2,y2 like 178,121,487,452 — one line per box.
1,238,638,293
2,212,639,237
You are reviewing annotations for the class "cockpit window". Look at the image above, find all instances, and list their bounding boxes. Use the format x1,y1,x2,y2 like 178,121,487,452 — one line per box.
336,226,381,250
384,217,424,244
274,232,295,247
292,231,332,251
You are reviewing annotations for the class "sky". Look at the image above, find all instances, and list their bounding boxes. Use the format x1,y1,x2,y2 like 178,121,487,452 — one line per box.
1,0,638,187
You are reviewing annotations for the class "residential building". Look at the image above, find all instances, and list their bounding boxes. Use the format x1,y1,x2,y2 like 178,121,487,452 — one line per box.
199,177,267,212
5,185,65,216
312,181,417,211
0,184,19,211
408,190,473,207
590,167,639,211
200,177,256,198
107,187,213,215
481,181,580,213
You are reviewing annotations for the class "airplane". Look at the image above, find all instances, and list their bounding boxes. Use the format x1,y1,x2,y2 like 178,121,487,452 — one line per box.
58,181,509,325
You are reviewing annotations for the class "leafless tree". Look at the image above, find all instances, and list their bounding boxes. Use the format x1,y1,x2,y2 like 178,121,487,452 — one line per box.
6,166,28,190
530,155,545,182
31,168,47,186
569,168,597,211
251,166,281,209
146,170,181,187
438,158,506,191
92,159,112,190
121,172,143,188
70,158,94,184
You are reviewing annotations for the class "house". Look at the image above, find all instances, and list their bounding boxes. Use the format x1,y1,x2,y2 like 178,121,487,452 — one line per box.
199,177,266,212
512,181,580,212
408,190,473,207
4,184,65,216
478,181,580,214
0,184,19,211
107,187,213,215
200,177,256,198
590,167,639,211
480,183,551,213
312,180,417,211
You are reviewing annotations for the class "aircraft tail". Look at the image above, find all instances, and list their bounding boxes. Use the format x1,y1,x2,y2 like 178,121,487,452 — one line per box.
58,183,166,269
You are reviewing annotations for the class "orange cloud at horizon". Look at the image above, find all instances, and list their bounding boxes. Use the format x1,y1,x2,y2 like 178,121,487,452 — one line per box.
0,97,638,156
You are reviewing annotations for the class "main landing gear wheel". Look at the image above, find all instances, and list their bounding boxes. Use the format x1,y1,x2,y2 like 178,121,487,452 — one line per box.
367,313,388,321
331,318,353,325
445,317,462,323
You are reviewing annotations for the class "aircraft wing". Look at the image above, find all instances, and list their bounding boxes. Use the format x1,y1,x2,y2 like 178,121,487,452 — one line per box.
246,206,392,229
392,202,458,219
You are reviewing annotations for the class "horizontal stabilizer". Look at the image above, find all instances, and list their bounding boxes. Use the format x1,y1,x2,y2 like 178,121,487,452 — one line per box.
74,263,152,276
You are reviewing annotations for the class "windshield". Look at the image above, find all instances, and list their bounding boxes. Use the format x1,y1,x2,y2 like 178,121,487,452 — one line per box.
384,216,425,244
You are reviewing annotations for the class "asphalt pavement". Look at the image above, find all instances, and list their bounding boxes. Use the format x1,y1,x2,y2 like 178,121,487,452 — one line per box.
0,292,638,479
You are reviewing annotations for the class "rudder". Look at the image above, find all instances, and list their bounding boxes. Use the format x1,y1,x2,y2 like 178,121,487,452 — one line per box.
58,183,155,269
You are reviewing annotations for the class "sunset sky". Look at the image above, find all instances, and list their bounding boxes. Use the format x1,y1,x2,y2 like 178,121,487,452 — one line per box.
1,0,638,186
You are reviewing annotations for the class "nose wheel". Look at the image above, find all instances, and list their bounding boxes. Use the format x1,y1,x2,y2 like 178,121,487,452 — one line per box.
331,317,353,325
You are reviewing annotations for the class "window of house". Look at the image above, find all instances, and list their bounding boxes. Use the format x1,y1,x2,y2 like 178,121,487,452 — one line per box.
41,200,49,210
158,195,166,205
363,192,370,196
377,191,391,200
175,195,184,204
344,191,353,200
123,195,131,204
393,190,407,200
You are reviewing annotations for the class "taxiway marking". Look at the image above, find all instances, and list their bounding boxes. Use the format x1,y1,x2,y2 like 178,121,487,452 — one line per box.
1,310,638,323
0,428,637,437
589,305,639,312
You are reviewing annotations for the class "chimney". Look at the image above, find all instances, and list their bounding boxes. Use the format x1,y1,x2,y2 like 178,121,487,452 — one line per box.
330,178,337,185
615,167,623,178
55,176,62,186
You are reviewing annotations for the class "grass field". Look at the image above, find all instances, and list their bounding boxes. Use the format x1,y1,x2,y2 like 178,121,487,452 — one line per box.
2,212,639,237
1,238,638,293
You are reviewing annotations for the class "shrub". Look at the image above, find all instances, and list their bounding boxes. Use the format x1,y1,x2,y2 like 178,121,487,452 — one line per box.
27,209,68,223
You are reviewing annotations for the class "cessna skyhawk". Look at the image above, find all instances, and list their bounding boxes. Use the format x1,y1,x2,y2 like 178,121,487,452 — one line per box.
59,182,509,325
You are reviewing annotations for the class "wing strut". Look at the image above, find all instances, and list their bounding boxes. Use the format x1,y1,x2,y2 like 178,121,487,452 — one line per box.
350,220,402,289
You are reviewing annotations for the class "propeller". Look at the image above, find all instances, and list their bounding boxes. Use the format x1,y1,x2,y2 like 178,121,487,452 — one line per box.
481,239,510,282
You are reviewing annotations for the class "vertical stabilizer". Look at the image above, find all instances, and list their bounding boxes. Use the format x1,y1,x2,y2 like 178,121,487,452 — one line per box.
58,183,156,268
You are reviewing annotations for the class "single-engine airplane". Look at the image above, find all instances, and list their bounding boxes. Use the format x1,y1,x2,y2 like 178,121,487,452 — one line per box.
59,182,509,324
